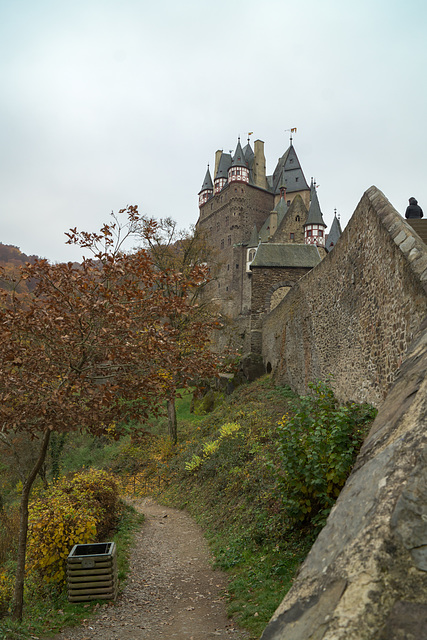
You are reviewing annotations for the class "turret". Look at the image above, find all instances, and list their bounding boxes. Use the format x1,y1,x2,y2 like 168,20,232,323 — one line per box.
304,180,327,247
214,152,231,194
198,166,214,207
228,139,249,184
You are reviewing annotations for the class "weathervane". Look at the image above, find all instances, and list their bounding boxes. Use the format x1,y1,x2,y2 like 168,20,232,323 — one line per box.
285,127,297,143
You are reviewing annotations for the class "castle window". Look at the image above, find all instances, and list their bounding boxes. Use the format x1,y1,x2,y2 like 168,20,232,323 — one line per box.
221,239,224,249
319,230,324,237
287,200,290,205
290,233,295,240
295,215,300,222
226,216,229,226
227,264,230,270
307,229,313,237
248,248,256,262
228,235,231,246
236,264,239,269
295,177,299,182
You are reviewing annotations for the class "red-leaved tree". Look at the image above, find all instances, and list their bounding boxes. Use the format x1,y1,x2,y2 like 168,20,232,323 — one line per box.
0,206,222,620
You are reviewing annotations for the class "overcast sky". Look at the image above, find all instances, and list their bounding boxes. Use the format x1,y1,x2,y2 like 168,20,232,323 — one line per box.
1,0,426,263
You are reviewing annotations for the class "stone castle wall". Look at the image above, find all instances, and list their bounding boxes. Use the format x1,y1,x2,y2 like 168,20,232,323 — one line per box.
261,315,427,640
262,186,427,406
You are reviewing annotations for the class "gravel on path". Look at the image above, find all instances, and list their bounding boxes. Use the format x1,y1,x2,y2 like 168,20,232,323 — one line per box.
48,498,250,640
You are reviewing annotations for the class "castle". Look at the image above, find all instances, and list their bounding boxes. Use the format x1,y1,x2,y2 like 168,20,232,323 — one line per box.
196,135,342,354
197,139,427,637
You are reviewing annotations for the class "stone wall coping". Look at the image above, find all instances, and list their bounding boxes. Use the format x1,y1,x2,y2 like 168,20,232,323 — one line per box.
365,186,427,293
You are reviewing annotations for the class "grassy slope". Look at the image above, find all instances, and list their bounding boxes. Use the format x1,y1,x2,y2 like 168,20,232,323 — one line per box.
118,377,316,638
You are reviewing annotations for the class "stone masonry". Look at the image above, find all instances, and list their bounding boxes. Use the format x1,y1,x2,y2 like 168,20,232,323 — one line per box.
262,186,427,407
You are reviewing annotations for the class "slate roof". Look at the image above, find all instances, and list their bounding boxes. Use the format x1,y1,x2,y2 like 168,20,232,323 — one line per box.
250,243,321,268
215,152,232,179
258,216,272,243
269,145,310,194
305,186,326,226
247,224,259,248
231,140,248,168
243,142,254,164
273,196,288,222
199,166,213,194
325,214,343,251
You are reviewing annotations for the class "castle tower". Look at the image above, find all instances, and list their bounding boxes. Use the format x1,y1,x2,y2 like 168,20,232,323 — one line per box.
304,179,327,247
198,166,214,207
228,139,250,184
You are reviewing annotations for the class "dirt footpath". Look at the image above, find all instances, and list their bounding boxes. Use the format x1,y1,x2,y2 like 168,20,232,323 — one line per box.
50,498,249,640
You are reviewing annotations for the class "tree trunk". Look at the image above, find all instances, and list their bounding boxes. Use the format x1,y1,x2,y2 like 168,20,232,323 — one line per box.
11,428,51,622
167,397,177,445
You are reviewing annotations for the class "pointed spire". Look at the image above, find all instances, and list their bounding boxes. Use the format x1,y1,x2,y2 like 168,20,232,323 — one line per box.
199,165,213,193
272,144,309,194
231,138,248,168
325,212,343,252
305,182,326,227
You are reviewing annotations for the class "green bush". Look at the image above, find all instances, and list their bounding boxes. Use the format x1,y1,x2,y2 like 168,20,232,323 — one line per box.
275,380,376,530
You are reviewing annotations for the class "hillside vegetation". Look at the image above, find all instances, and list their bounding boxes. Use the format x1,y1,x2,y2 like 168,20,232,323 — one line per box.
0,374,376,638
56,375,376,637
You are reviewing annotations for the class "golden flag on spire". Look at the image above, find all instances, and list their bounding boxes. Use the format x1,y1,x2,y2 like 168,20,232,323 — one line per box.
291,127,297,133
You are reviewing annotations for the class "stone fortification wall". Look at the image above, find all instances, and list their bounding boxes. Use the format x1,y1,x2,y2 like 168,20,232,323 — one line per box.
262,186,427,406
261,316,427,640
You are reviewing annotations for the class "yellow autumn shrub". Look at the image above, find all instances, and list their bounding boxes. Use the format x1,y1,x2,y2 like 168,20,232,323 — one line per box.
27,468,119,585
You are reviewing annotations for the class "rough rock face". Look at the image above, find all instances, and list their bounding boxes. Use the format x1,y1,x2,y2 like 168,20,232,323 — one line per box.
260,316,427,640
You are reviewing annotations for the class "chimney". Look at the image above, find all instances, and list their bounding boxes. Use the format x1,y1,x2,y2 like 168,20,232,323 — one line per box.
253,140,267,189
214,150,222,180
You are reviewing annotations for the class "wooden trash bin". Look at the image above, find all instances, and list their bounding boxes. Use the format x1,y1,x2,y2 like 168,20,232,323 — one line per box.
67,542,118,602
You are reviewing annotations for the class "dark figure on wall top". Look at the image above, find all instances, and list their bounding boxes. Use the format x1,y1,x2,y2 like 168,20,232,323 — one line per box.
405,197,424,219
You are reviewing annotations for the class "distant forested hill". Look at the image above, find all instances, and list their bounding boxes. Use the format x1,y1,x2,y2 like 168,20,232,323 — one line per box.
0,243,40,293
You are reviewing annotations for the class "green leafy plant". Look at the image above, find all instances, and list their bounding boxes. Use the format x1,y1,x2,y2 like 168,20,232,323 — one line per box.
275,380,376,530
